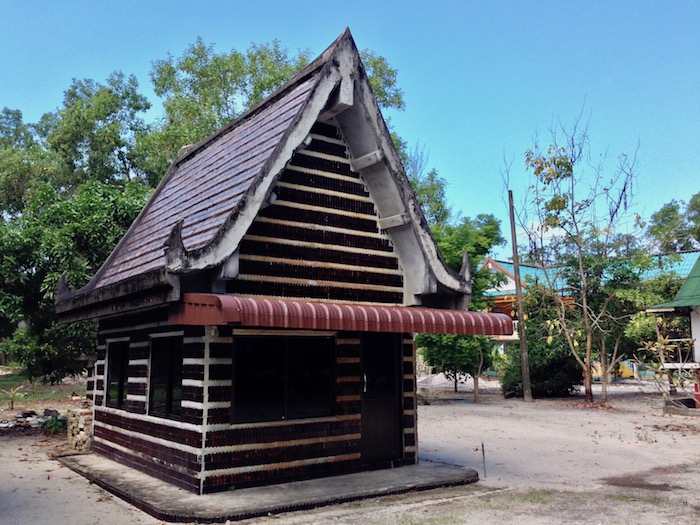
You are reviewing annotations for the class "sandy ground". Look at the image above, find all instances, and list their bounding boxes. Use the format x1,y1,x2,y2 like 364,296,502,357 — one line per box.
0,430,160,525
2,376,700,524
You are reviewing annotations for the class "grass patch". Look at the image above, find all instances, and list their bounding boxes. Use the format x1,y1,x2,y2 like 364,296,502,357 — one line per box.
0,368,86,411
471,489,556,510
0,372,26,390
606,492,671,507
396,516,460,525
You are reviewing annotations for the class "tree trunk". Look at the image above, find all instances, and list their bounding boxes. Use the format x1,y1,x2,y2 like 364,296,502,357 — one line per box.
600,356,608,403
473,374,480,403
454,375,458,393
583,367,594,402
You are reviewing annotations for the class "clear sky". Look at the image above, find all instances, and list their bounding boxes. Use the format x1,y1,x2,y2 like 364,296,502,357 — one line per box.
1,1,698,258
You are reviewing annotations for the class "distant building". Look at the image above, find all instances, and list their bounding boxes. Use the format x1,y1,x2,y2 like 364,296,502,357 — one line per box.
647,253,700,364
483,251,700,345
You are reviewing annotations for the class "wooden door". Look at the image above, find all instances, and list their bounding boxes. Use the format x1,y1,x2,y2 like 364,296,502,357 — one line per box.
360,332,401,465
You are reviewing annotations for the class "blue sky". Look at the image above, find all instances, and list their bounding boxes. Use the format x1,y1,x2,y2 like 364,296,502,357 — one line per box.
1,1,698,258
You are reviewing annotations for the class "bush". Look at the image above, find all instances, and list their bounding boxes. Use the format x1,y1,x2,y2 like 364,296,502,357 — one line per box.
500,338,582,398
42,415,68,435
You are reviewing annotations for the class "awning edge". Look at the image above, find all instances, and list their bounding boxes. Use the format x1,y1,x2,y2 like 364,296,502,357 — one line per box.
169,293,513,336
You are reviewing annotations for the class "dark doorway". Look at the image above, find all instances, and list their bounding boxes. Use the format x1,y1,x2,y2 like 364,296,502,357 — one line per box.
360,332,402,465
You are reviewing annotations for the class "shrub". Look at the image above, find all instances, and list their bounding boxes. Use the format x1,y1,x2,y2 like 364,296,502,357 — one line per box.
42,415,67,435
500,331,582,398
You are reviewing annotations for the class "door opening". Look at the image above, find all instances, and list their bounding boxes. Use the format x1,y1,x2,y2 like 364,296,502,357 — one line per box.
360,332,402,465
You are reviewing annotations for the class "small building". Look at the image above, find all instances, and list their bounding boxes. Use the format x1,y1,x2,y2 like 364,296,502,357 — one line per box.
56,30,512,494
647,253,700,364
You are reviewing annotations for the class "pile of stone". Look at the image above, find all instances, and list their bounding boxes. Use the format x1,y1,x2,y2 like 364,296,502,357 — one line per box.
0,409,66,429
67,409,93,453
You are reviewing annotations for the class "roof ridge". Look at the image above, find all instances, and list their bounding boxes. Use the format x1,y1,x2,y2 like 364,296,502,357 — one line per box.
174,29,355,167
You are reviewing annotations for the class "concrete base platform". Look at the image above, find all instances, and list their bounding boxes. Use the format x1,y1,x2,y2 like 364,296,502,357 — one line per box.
59,454,478,523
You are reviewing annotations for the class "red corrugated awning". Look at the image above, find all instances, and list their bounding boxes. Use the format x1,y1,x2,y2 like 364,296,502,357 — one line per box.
169,293,513,336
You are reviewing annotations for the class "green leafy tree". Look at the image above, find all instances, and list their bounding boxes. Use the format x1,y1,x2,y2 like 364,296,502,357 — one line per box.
0,181,151,382
646,193,700,252
136,37,311,182
0,219,29,344
0,71,153,380
135,38,406,186
500,283,582,398
432,214,506,307
418,209,506,399
417,334,494,400
512,115,639,402
39,72,150,186
359,49,405,112
402,143,453,228
0,109,65,217
580,250,677,401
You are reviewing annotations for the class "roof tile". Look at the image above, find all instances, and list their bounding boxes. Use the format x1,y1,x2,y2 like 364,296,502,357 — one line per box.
94,75,318,288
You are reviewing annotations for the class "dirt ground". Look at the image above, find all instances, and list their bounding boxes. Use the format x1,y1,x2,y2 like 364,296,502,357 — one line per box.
2,377,700,524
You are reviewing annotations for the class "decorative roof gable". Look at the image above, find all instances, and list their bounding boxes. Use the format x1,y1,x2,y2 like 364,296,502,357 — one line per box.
56,29,470,321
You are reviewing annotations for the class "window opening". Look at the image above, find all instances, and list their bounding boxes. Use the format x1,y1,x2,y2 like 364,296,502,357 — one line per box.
106,340,129,409
149,337,183,419
233,336,335,423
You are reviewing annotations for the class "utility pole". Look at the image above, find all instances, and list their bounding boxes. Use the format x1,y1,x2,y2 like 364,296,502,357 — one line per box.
508,190,532,402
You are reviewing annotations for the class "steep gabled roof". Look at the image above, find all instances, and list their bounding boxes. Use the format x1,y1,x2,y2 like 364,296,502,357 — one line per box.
56,29,470,321
648,255,700,311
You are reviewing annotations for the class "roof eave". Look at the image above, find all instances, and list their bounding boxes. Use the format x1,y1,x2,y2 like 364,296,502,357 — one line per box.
55,269,179,322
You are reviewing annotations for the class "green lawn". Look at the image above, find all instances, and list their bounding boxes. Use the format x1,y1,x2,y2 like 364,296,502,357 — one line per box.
0,367,87,410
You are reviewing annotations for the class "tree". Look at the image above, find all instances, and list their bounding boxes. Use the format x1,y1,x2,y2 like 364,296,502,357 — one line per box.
417,333,494,400
645,193,700,252
511,115,639,402
0,109,65,217
359,49,405,112
500,283,582,398
418,211,506,400
40,72,150,186
402,143,451,227
134,38,311,183
135,39,407,186
0,181,151,382
581,251,672,402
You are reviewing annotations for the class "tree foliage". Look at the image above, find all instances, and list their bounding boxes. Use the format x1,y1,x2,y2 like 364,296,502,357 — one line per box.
500,284,582,398
0,181,151,382
645,193,700,252
511,115,641,402
417,333,493,399
416,198,506,399
41,72,150,186
359,49,405,112
134,40,406,186
135,39,312,183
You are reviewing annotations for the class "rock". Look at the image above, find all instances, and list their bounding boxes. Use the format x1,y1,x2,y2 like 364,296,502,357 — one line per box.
44,409,59,418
